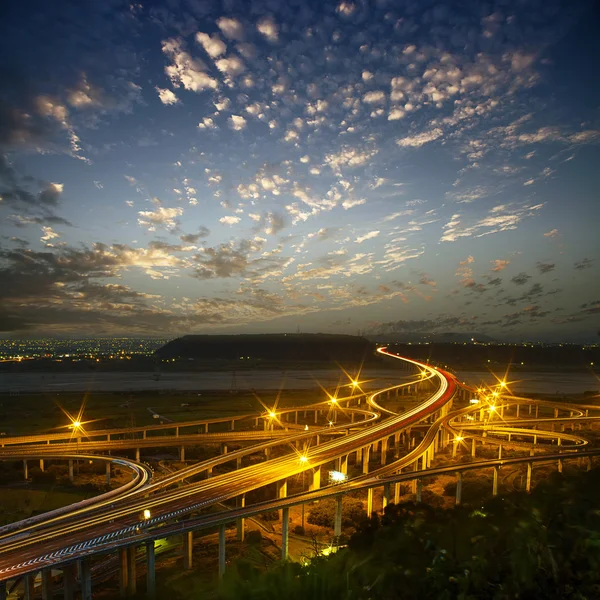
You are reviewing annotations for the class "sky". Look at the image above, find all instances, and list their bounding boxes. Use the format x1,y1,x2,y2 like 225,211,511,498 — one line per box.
0,0,598,342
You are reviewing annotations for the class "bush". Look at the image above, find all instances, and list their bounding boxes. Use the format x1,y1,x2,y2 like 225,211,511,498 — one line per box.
29,467,56,485
245,530,262,545
307,497,366,528
293,525,305,535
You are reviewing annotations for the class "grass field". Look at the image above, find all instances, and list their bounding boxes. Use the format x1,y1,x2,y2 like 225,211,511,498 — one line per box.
0,486,94,526
0,388,326,436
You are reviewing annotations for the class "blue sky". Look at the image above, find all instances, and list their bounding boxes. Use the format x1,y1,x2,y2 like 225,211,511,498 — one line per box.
0,0,598,341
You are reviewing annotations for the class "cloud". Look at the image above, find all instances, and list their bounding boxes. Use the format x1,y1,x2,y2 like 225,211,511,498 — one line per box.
217,17,245,41
219,215,241,225
40,226,60,245
257,16,279,42
355,230,380,244
162,38,217,93
544,229,559,238
155,87,179,105
574,258,593,270
215,55,246,77
195,32,227,58
536,262,555,274
363,91,386,104
397,128,443,148
342,198,366,210
511,272,532,286
491,259,510,272
229,115,247,131
137,205,183,232
180,227,210,244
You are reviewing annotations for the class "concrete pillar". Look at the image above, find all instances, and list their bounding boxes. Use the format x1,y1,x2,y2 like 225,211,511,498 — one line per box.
362,446,371,475
179,446,185,462
68,459,74,482
277,479,288,521
314,410,318,424
23,460,28,480
80,558,92,600
39,458,45,471
526,462,532,492
516,404,520,418
334,495,343,537
135,448,140,462
281,507,290,560
471,438,477,458
218,524,226,580
310,466,321,491
41,569,52,600
493,466,499,496
416,478,422,502
118,548,128,598
380,438,388,465
24,574,35,600
146,541,156,598
127,546,137,596
340,454,348,475
264,447,271,459
558,458,564,473
383,482,391,509
236,456,242,470
394,481,400,504
63,563,77,600
587,456,592,472
356,447,362,464
231,420,235,431
367,487,373,515
236,494,246,541
222,443,228,455
106,462,111,485
498,445,502,460
183,531,193,570
456,472,463,505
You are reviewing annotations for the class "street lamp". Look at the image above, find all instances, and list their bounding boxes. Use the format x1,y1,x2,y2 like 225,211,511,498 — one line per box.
143,509,151,520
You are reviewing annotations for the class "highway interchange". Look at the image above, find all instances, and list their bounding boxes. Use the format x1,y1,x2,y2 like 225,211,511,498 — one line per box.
0,347,598,599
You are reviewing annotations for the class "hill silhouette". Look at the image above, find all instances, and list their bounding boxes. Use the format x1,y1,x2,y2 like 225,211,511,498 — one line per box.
155,334,375,363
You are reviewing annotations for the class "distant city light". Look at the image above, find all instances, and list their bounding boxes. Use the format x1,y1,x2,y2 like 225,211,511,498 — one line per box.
328,470,347,484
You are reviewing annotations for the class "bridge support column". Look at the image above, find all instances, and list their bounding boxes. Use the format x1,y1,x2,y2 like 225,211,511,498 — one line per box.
118,548,128,598
39,459,45,471
41,568,52,600
557,458,564,473
24,574,34,600
314,410,318,424
281,507,290,560
236,456,242,470
135,448,140,462
218,524,226,580
64,562,77,600
106,462,111,485
127,546,137,596
310,466,321,491
221,443,228,454
142,542,155,598
356,447,362,464
456,472,463,505
362,446,371,474
383,482,391,509
80,558,92,600
264,447,271,459
23,459,28,480
367,487,373,515
334,495,343,537
183,531,193,570
516,404,520,418
416,478,422,503
236,494,246,541
471,438,477,458
526,462,532,492
587,456,592,472
179,446,185,462
498,445,502,460
277,479,288,521
492,466,499,496
394,481,400,504
340,454,348,475
68,459,74,482
380,438,388,466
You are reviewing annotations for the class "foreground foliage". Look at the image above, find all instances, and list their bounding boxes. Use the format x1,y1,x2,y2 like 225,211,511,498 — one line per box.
220,468,600,600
